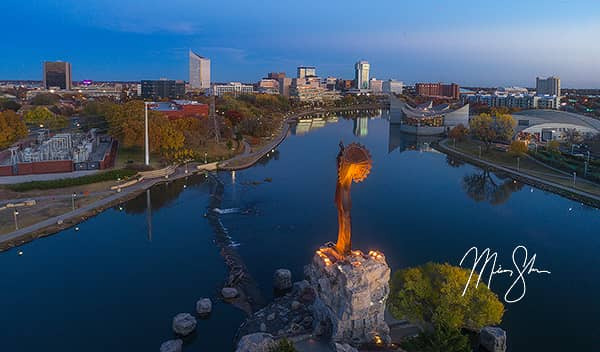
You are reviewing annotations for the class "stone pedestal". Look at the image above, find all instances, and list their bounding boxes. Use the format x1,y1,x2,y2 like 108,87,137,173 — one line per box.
479,326,507,352
305,247,391,345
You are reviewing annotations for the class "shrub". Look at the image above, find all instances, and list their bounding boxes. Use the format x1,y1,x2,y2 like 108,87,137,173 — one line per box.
448,124,469,142
268,338,297,352
508,140,528,157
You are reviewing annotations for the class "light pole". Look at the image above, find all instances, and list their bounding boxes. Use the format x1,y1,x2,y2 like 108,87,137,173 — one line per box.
573,172,577,185
584,161,589,176
204,152,208,164
517,157,520,171
13,210,19,230
587,151,591,163
478,146,482,159
71,193,77,211
144,102,154,166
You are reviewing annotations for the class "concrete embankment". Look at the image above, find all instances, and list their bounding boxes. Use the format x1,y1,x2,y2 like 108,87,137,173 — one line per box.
435,140,600,208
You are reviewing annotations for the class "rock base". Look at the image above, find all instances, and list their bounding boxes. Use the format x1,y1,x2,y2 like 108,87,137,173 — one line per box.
305,246,391,346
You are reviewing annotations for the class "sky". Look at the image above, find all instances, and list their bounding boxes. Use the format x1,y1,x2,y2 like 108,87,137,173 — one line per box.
2,0,600,88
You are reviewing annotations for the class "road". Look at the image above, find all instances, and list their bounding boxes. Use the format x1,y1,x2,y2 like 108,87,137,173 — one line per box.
0,170,100,184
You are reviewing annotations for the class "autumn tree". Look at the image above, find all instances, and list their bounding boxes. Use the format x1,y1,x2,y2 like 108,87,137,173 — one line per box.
389,262,504,330
469,113,496,150
24,106,68,130
546,140,561,155
508,140,528,157
0,110,28,149
448,124,469,142
494,113,516,141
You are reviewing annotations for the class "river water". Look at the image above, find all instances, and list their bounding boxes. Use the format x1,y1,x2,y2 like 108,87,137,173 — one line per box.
1,114,599,351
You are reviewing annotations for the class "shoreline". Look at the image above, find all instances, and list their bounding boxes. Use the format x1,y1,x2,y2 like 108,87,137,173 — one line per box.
434,139,600,208
0,103,385,252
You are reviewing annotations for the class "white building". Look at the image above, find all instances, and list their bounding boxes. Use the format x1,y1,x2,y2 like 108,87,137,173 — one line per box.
369,78,383,93
189,50,211,90
297,66,317,79
211,82,253,97
536,76,561,96
354,60,370,90
382,80,403,94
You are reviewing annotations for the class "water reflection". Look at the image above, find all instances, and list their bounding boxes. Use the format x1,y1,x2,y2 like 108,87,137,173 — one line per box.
353,116,369,137
121,176,207,214
462,170,524,205
387,124,441,153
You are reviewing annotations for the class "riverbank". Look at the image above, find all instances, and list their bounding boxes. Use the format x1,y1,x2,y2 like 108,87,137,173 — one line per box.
435,139,600,208
0,103,384,251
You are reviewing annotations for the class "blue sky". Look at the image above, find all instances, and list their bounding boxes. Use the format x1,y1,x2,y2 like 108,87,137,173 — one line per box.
2,0,600,87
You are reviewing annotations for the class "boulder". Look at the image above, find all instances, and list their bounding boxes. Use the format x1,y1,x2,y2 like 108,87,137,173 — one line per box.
196,298,212,315
172,313,197,336
273,269,292,290
479,326,507,352
236,333,275,352
334,343,358,352
160,339,183,352
305,248,391,345
222,287,239,299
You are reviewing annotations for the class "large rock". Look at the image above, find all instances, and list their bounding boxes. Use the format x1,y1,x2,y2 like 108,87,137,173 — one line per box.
236,332,275,352
196,298,212,315
160,339,183,352
222,287,239,299
172,313,197,336
273,269,292,290
305,248,391,345
334,342,359,352
479,326,507,352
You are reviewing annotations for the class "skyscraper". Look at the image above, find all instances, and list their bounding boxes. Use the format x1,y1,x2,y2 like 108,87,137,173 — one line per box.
297,66,316,79
536,76,561,96
43,61,72,90
189,50,211,90
354,60,370,90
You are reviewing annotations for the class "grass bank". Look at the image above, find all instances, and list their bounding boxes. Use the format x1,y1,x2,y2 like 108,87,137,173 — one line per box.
3,169,138,192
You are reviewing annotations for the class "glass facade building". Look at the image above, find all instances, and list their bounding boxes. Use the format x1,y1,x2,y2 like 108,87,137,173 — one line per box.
43,61,72,90
189,50,211,90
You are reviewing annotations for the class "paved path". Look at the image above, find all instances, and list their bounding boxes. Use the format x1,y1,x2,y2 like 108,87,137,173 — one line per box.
0,162,213,247
0,170,99,184
437,140,600,203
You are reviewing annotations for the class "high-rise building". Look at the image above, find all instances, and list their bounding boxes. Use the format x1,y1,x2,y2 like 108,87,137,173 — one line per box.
278,77,292,97
536,76,561,96
141,79,186,99
354,61,370,90
297,66,316,78
415,82,459,99
369,78,383,93
43,61,72,90
189,50,211,90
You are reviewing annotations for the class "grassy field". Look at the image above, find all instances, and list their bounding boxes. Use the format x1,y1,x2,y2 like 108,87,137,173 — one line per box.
452,139,600,197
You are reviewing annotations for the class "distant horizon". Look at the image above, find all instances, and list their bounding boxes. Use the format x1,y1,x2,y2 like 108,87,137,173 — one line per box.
2,0,600,88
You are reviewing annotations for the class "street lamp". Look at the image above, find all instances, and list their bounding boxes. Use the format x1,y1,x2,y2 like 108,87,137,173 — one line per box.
72,193,77,211
144,102,155,166
13,210,19,230
204,152,208,164
478,146,482,159
517,157,520,171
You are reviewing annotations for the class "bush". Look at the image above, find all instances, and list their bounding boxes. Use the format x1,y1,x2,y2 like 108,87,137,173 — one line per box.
268,338,297,352
401,322,471,352
5,168,138,192
448,124,469,142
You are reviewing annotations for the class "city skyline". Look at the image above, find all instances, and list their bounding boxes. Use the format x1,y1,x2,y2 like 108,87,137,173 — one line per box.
2,0,600,88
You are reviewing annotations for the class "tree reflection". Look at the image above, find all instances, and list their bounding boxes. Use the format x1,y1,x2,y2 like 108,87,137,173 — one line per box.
462,170,523,205
445,155,465,168
121,175,208,214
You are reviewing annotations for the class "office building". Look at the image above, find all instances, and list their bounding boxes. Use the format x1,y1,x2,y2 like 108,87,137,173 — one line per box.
268,72,286,80
536,76,561,96
382,80,403,94
43,61,72,90
415,82,460,99
211,82,254,97
354,61,370,90
257,79,279,94
278,77,292,97
189,50,210,90
290,77,340,102
369,78,383,93
141,79,185,99
297,66,317,78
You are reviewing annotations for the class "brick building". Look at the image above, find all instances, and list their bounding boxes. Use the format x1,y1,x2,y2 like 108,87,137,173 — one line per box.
415,82,460,100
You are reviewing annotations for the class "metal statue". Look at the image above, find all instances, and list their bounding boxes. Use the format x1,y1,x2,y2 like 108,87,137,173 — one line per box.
335,141,372,256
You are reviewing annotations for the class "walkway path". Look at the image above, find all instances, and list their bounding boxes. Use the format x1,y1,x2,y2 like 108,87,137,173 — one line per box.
0,170,99,184
436,140,600,205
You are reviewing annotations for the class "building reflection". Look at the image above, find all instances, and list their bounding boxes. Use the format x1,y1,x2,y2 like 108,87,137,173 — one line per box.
353,116,369,137
387,124,441,153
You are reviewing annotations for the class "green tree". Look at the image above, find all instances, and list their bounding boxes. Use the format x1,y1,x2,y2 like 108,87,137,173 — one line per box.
546,140,561,155
401,322,471,352
389,262,504,330
30,93,60,106
0,99,21,112
268,338,297,352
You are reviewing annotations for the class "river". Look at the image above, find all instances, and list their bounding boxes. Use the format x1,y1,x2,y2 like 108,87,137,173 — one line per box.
1,113,599,351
